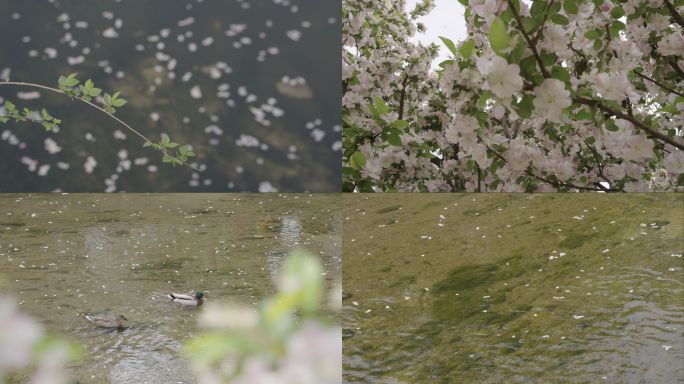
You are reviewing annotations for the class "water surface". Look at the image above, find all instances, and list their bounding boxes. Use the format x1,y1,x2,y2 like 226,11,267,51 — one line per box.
0,0,340,192
0,193,341,383
343,194,684,383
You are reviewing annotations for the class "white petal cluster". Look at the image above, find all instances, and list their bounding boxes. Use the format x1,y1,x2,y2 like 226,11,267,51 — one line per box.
476,55,523,100
657,31,684,56
533,79,572,122
593,72,636,102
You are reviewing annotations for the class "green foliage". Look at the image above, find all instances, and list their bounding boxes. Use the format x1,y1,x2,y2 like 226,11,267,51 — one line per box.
488,17,510,56
103,91,127,114
439,36,458,57
78,79,102,102
1,73,197,169
144,133,195,167
459,39,475,59
349,151,367,170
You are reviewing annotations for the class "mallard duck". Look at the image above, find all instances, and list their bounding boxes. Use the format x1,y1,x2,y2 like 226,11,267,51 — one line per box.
168,291,205,306
85,314,129,329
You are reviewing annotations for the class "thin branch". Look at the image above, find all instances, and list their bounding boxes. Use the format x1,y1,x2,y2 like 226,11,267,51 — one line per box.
669,59,684,80
485,143,614,191
507,0,550,78
398,74,410,120
0,81,148,142
604,24,618,60
507,1,683,151
574,96,684,150
634,70,684,97
583,141,623,191
533,0,555,45
664,0,684,29
0,81,199,171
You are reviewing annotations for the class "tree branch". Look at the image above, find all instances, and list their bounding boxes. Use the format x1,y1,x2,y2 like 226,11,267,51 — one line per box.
669,59,684,80
508,1,683,151
485,143,615,191
633,70,684,98
574,96,684,150
0,81,199,171
664,0,684,29
398,74,410,120
532,0,555,45
583,141,623,191
507,0,550,78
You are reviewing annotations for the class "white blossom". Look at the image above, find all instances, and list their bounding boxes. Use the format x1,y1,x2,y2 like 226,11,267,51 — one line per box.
533,79,572,122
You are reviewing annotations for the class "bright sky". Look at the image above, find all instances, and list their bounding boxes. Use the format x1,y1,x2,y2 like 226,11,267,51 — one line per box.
405,0,468,64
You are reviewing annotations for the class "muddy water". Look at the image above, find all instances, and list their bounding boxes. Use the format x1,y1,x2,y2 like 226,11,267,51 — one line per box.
343,194,684,383
0,193,341,383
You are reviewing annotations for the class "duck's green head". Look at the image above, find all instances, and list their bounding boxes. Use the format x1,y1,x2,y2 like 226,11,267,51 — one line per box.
195,292,205,299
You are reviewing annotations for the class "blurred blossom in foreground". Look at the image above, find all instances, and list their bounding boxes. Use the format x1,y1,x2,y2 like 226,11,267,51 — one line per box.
0,295,81,384
233,323,341,384
0,295,44,379
187,250,341,384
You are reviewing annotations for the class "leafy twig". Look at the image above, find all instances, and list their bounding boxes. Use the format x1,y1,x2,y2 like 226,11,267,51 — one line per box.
574,96,684,150
0,74,197,170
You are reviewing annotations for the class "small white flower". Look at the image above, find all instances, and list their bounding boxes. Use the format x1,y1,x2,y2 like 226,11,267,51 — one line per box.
476,55,523,100
657,31,684,56
533,79,572,122
663,151,684,175
593,72,635,102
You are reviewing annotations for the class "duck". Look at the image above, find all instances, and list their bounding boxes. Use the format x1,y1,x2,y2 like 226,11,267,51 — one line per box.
85,314,129,329
167,291,205,307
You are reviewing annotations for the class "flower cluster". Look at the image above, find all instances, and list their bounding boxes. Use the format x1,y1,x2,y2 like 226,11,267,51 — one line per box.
343,0,684,192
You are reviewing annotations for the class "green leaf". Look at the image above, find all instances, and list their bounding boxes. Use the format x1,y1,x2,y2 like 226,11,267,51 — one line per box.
349,152,367,170
178,145,195,157
459,39,475,59
550,14,569,25
162,154,176,163
439,36,458,57
112,97,127,107
521,17,540,34
515,94,534,118
530,0,547,23
551,66,571,86
488,17,510,56
143,141,154,148
40,109,52,121
438,59,453,68
391,120,409,130
584,28,602,40
62,73,80,87
593,39,602,50
5,100,16,112
508,35,527,63
386,132,402,146
605,119,618,132
160,133,171,146
564,0,578,14
373,97,389,115
574,108,594,120
610,5,624,18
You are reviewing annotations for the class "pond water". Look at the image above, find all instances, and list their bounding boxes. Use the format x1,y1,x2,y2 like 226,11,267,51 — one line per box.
0,193,341,383
343,194,684,383
0,0,340,192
